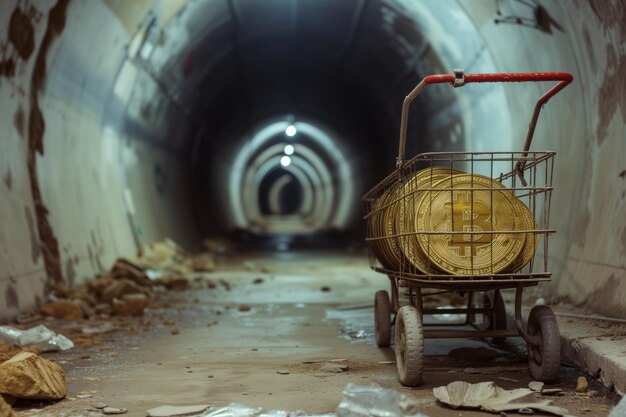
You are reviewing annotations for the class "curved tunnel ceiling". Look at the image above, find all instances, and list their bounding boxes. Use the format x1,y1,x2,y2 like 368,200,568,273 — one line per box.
126,0,511,236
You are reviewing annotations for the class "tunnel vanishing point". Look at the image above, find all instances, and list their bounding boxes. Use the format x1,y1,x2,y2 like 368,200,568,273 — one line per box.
0,0,625,322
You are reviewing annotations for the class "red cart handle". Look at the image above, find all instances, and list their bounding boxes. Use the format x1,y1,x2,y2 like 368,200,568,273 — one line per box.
397,70,573,172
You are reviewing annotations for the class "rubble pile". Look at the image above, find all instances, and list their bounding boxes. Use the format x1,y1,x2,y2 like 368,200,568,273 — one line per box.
37,239,216,320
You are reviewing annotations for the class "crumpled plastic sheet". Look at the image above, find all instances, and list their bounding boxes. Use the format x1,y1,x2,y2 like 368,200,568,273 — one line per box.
0,324,74,352
336,384,429,417
196,384,429,417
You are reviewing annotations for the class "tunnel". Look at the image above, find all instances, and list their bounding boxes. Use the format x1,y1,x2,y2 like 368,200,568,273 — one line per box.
0,0,625,414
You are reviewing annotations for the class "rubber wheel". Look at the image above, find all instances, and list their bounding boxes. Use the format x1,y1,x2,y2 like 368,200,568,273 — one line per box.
394,305,423,386
374,290,392,347
527,305,561,382
484,290,508,344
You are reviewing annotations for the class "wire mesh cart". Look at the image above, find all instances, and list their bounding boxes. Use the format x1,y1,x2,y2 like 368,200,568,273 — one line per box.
363,70,573,386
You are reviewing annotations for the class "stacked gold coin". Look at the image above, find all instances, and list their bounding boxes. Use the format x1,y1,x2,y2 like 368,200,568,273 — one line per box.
370,169,538,275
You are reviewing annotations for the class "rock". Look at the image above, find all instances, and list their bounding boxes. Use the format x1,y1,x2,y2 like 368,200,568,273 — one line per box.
74,299,96,318
87,275,115,296
77,394,93,399
102,407,127,414
112,294,148,317
41,300,84,321
528,381,544,392
576,376,588,392
0,394,13,417
112,259,152,287
238,305,251,312
146,404,209,417
162,277,190,290
191,254,215,272
93,402,107,409
101,279,148,303
320,286,331,292
94,303,113,315
276,370,290,375
253,278,264,284
320,363,349,373
0,352,66,399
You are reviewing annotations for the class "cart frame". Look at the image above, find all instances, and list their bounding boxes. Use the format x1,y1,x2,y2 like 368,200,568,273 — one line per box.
363,70,573,386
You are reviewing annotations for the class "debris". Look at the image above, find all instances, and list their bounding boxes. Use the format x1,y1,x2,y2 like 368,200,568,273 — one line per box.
239,305,252,312
0,395,13,417
276,370,290,375
202,404,261,417
111,259,153,287
253,278,264,284
497,377,520,383
82,323,116,335
448,346,500,360
336,383,429,417
94,402,107,409
433,381,569,415
541,389,563,395
101,279,148,303
146,404,210,417
0,352,66,400
113,293,149,316
161,276,190,291
576,376,588,392
171,329,180,335
15,313,42,324
191,254,215,272
41,300,84,321
0,324,74,352
528,381,544,392
320,363,349,373
77,394,94,399
103,407,128,415
321,286,331,292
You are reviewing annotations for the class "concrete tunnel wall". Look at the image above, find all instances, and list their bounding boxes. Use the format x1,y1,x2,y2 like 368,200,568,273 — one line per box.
0,0,624,322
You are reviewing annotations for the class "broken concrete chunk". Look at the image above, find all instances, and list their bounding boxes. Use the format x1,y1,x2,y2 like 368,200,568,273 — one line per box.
112,259,153,286
191,254,215,272
101,279,148,303
433,381,569,416
146,404,210,417
0,394,13,417
320,363,349,373
0,352,66,400
112,294,148,317
576,376,589,392
41,300,84,321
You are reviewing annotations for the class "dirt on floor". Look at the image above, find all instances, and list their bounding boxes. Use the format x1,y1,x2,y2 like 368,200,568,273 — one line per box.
4,250,623,417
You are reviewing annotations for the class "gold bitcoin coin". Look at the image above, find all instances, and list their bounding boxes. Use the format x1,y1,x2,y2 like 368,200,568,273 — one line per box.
395,167,462,273
415,174,526,275
506,199,539,272
370,185,401,270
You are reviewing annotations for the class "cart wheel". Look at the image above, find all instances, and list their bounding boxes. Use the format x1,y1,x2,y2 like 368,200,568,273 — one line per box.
374,290,392,347
484,290,507,344
527,305,561,383
394,305,423,386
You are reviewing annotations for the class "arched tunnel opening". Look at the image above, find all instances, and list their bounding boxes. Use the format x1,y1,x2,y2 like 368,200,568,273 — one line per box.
0,0,625,414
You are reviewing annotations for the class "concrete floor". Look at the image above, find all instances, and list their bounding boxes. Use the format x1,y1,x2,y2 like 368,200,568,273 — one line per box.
12,251,621,417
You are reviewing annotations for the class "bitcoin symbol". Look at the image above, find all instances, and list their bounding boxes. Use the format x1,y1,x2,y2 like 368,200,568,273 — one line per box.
445,192,492,257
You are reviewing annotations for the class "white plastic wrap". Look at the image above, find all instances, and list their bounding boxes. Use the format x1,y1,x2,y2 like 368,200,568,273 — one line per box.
0,324,74,352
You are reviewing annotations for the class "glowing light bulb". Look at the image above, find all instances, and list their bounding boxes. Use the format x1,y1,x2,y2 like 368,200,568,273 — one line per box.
284,144,295,155
280,156,291,167
285,125,297,137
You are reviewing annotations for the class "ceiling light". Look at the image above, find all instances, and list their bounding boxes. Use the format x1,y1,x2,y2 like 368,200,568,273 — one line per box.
284,144,295,155
280,156,291,167
285,125,297,137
